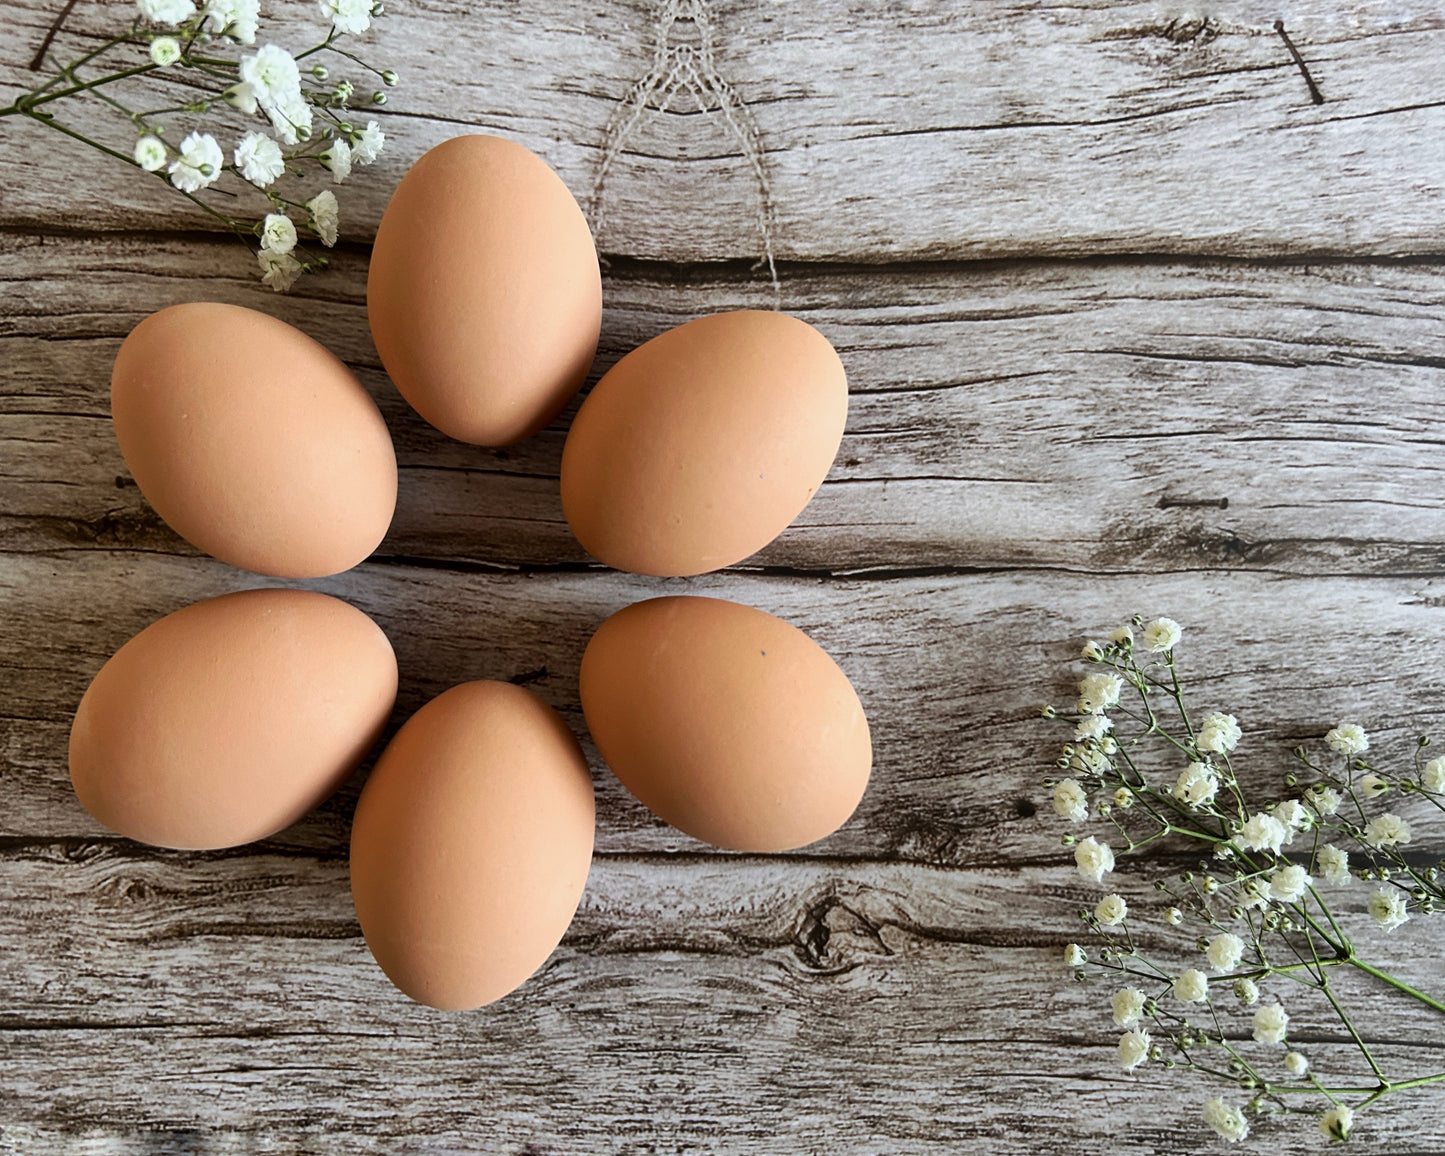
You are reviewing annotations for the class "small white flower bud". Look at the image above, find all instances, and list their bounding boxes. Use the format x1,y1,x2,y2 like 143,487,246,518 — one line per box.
149,36,182,66
1165,906,1183,925
1284,1051,1309,1078
1064,943,1086,967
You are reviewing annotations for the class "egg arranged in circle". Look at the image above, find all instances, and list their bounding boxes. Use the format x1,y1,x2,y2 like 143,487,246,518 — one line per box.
350,681,596,1010
111,302,398,579
580,595,871,852
561,310,848,577
69,589,399,850
367,134,603,446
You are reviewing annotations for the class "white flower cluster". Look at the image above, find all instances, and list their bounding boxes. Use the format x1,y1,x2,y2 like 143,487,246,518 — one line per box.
1045,623,1444,1145
79,0,392,288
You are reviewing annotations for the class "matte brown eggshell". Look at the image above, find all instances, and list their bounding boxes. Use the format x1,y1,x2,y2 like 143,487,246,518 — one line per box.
350,681,595,1011
579,596,871,852
69,589,398,850
560,310,848,577
111,302,398,579
367,134,602,445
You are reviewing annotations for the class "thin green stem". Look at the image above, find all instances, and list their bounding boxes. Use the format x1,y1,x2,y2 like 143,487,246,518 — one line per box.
1347,956,1445,1014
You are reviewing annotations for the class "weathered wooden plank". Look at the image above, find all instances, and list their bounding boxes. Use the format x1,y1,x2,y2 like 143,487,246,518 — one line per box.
5,235,1445,575
7,549,1445,865
2,851,1443,1152
2,2,1444,259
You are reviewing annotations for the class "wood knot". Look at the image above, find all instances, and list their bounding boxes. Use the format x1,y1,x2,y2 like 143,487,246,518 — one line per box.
793,893,893,973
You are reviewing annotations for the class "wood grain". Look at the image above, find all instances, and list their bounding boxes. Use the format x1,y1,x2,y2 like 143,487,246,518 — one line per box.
4,848,1445,1152
5,0,1445,1150
5,235,1445,576
2,2,1444,260
8,548,1445,872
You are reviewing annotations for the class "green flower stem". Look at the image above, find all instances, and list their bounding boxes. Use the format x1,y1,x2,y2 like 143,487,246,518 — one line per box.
3,61,158,116
1346,955,1445,1015
31,32,133,96
1317,976,1389,1084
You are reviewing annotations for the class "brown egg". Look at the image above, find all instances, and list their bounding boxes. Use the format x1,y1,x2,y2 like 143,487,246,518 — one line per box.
111,302,397,579
560,310,848,577
69,589,398,850
367,135,602,445
580,596,871,852
350,681,595,1010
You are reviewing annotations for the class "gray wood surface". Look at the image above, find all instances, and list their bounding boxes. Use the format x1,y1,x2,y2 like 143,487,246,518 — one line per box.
4,0,1445,1152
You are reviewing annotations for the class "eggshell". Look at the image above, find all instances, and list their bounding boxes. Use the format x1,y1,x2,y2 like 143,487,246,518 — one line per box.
579,596,871,852
367,134,602,445
560,310,848,577
350,681,595,1010
111,302,398,579
69,589,398,850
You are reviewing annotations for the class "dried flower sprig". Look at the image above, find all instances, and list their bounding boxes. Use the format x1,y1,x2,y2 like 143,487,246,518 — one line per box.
2,0,398,289
1045,617,1445,1144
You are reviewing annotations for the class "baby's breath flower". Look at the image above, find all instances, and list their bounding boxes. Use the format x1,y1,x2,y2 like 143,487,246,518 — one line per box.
1203,1097,1250,1143
1284,1051,1309,1078
223,81,258,114
1143,617,1182,653
1239,877,1272,909
1081,639,1103,660
1237,812,1287,855
352,119,385,164
241,45,313,144
1197,712,1242,754
1252,1003,1289,1045
136,0,195,25
1320,1105,1354,1142
1359,772,1389,798
1273,799,1310,831
169,131,224,193
1064,943,1086,967
1109,625,1134,647
1205,932,1244,972
1074,836,1115,885
258,248,303,292
1269,864,1312,904
1053,777,1088,822
1317,845,1351,887
1233,977,1259,1005
1117,1029,1150,1072
306,189,339,246
1112,787,1134,809
1423,756,1445,793
1111,987,1146,1028
1326,723,1369,756
203,0,260,43
1074,715,1112,743
1363,813,1411,849
133,135,167,172
234,131,284,187
1173,761,1218,808
1165,906,1183,926
1174,968,1209,1003
260,212,297,254
149,36,182,66
1368,889,1410,932
1095,894,1128,926
319,0,374,35
1305,783,1342,816
320,138,352,182
1077,673,1122,715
